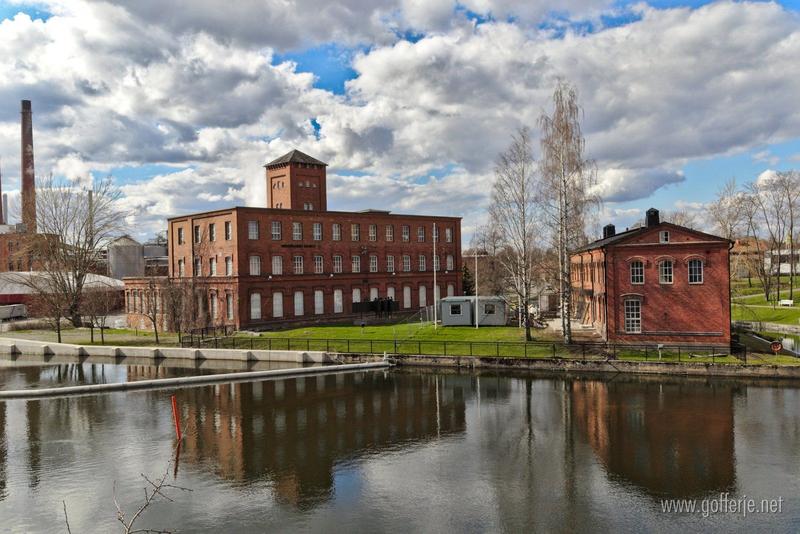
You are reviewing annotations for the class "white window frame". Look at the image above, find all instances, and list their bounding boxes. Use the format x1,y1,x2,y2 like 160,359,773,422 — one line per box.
293,255,304,274
333,255,343,273
417,226,425,242
250,293,261,320
624,299,642,333
445,228,453,243
226,293,234,320
225,256,232,276
272,292,283,318
209,257,217,276
334,289,343,313
386,225,394,242
271,221,281,240
314,290,324,314
225,221,232,240
271,255,282,275
403,255,411,272
402,225,410,242
294,290,304,316
352,255,361,273
369,255,378,273
403,286,411,309
248,221,259,240
688,259,704,284
314,255,324,274
351,223,360,241
387,255,395,273
660,230,670,243
369,224,377,241
659,260,673,284
249,255,261,276
312,222,322,241
352,287,361,303
630,260,644,285
292,222,303,241
332,223,341,241
419,255,426,272
446,255,454,271
209,223,216,242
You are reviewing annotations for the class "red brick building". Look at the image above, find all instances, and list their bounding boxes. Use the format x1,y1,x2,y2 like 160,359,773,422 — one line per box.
570,208,731,347
125,150,462,330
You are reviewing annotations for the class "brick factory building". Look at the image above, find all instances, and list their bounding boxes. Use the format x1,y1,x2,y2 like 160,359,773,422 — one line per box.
125,150,462,330
570,208,731,347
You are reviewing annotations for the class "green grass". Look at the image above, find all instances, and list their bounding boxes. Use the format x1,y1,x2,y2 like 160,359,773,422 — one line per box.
733,304,800,325
0,327,180,347
254,324,549,342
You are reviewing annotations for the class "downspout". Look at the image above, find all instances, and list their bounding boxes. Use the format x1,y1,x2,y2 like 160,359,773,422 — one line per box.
603,246,609,342
728,240,734,343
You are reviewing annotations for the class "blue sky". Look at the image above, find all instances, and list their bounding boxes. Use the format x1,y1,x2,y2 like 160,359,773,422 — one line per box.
1,0,800,239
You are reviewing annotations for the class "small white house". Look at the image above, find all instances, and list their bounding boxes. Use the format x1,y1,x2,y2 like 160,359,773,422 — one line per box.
439,296,507,326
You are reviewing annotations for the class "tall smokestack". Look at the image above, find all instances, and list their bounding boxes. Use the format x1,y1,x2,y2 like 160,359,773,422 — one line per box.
21,99,36,233
2,194,7,226
0,158,4,225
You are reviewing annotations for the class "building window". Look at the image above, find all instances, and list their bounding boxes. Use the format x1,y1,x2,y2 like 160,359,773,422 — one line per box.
303,202,313,211
272,292,283,318
314,290,324,315
313,222,322,241
446,255,454,271
659,260,673,284
314,255,324,274
445,228,453,243
194,257,201,277
209,257,217,276
624,299,642,333
688,259,704,284
332,223,341,241
250,293,261,320
660,231,670,243
433,225,439,241
248,221,259,240
369,224,377,241
352,255,361,273
447,284,454,297
271,221,281,240
450,304,462,315
417,226,425,242
630,260,644,285
333,289,343,313
226,293,234,320
352,287,361,303
177,227,185,245
294,291,304,316
387,286,396,300
433,255,440,271
292,222,303,241
209,223,216,242
387,255,395,272
225,256,232,276
403,255,411,272
403,286,411,309
209,293,218,321
419,285,427,307
178,259,185,277
419,255,426,272
351,223,360,241
194,225,201,243
224,221,232,240
484,303,496,315
401,225,410,242
272,256,283,275
386,225,394,242
293,255,304,274
368,255,378,272
370,287,379,301
333,255,343,273
249,255,261,276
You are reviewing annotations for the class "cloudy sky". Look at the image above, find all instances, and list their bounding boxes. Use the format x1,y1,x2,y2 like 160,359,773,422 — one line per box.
1,0,799,242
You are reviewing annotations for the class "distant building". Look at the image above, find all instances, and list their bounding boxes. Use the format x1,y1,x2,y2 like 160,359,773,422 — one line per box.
0,271,123,311
570,208,731,347
730,237,767,279
764,248,800,276
125,149,462,331
439,296,506,326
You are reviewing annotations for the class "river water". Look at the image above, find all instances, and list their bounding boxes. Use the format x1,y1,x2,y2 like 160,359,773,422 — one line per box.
0,361,799,532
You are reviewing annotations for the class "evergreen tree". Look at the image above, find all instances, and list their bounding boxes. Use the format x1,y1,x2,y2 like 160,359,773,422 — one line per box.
462,264,475,296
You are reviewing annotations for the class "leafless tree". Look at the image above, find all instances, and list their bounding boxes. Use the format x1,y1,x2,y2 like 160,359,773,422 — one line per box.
468,223,510,298
771,171,800,299
740,192,773,299
709,178,745,241
661,209,700,229
537,81,598,343
81,281,121,344
14,174,127,327
24,275,70,343
745,178,789,301
489,128,541,340
141,277,164,345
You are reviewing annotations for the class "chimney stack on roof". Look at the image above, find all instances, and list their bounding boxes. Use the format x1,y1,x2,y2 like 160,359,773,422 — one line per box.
602,224,616,239
21,99,36,233
646,208,660,228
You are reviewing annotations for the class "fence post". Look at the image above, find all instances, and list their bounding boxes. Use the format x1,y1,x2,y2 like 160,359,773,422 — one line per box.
444,341,447,356
678,347,681,362
307,339,310,351
418,341,421,355
496,342,499,357
347,339,351,353
552,344,556,358
469,343,473,357
394,338,397,355
370,340,374,354
525,343,528,358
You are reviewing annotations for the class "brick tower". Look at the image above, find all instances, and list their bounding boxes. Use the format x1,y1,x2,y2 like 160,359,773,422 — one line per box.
21,100,36,232
264,149,327,211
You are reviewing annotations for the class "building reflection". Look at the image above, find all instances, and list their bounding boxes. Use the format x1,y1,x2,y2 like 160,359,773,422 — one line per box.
570,378,737,498
158,370,468,509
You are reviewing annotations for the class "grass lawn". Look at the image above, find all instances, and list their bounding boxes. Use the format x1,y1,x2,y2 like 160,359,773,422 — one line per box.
733,290,796,306
733,304,800,325
253,323,549,342
0,327,180,347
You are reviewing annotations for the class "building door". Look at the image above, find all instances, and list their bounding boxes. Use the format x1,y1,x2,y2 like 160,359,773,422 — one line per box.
370,287,379,300
352,287,361,303
387,286,395,300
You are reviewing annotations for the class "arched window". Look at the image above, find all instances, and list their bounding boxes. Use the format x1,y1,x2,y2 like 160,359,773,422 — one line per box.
688,258,704,284
659,260,673,284
630,260,644,284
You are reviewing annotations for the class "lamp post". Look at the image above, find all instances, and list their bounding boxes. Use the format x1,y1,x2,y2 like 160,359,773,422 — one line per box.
463,252,489,329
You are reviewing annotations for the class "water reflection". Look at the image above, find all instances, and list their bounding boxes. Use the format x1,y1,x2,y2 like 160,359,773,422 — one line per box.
0,366,799,532
571,378,737,499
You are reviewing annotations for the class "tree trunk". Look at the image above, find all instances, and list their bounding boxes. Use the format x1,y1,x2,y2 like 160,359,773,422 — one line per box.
56,318,62,344
154,323,160,345
100,326,105,345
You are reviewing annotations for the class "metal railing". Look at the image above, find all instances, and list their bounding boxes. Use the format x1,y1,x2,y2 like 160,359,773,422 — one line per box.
180,335,748,363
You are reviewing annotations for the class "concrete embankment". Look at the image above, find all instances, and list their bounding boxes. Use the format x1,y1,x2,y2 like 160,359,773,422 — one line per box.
0,338,334,363
339,353,800,379
0,361,392,400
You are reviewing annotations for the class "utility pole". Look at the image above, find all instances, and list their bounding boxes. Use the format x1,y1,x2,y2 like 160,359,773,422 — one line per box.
433,222,438,329
464,253,489,328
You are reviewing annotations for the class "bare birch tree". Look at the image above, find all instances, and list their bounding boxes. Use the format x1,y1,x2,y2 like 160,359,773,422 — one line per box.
746,178,788,301
537,81,598,343
709,178,745,241
81,281,121,344
740,192,773,300
771,171,800,300
141,277,163,345
489,128,540,341
15,175,127,326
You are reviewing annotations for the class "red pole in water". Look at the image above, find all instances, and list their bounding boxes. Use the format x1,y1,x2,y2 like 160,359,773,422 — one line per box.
171,395,182,441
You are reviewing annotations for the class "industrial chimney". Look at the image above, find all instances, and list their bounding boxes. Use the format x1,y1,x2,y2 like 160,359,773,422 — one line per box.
602,224,616,239
21,100,36,233
0,159,4,225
